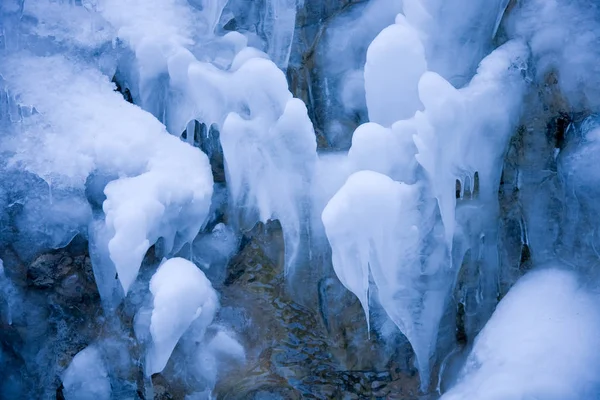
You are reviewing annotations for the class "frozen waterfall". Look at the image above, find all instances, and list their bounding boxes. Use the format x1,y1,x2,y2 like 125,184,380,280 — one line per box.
1,0,600,398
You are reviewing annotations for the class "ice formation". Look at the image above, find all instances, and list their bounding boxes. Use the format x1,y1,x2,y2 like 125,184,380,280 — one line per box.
322,8,529,390
441,268,600,399
146,258,218,375
98,0,317,277
62,346,111,400
2,0,600,398
364,15,426,127
413,40,529,245
0,53,213,296
322,171,447,389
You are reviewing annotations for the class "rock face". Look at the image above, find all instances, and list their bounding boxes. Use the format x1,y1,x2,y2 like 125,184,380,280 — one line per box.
213,221,421,398
0,238,104,399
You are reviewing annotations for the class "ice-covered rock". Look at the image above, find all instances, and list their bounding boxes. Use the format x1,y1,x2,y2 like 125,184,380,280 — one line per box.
441,268,600,400
313,0,404,147
146,258,219,375
506,0,600,111
262,0,297,70
194,329,246,389
322,171,448,391
322,36,529,392
4,0,600,397
0,53,214,295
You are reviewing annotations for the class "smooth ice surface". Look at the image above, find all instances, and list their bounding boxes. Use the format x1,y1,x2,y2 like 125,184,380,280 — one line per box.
364,15,426,126
442,268,600,400
147,258,218,375
62,346,111,400
347,121,419,184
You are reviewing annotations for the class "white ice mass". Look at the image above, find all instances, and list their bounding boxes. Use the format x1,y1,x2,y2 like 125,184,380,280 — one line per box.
441,268,600,399
2,0,600,398
146,257,219,375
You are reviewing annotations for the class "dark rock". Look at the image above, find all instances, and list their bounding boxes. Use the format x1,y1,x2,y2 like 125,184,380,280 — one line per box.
28,253,74,288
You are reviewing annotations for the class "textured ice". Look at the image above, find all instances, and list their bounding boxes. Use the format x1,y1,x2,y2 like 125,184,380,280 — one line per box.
146,258,218,375
22,0,113,51
506,0,600,110
100,0,197,62
191,223,239,275
0,53,213,294
442,268,600,400
62,346,111,400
